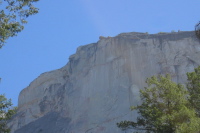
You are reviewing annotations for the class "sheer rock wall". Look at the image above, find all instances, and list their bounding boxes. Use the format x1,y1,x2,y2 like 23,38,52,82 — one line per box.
9,31,200,133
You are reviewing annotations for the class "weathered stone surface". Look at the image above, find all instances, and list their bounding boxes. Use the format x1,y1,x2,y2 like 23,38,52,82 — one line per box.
9,31,200,133
15,112,71,133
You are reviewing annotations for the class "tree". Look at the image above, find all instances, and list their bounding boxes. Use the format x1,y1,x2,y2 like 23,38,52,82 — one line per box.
0,94,16,133
0,1,39,132
117,74,200,133
0,0,39,48
187,66,200,117
195,21,200,39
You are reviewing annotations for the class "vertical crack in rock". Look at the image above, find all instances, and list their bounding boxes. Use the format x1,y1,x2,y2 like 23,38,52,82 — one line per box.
174,65,179,82
158,37,163,51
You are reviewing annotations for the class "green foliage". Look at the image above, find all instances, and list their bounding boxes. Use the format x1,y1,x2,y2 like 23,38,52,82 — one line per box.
117,74,200,133
187,66,200,117
0,94,17,133
0,0,39,48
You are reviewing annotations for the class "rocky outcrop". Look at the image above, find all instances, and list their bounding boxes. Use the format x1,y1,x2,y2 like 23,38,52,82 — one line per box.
9,31,200,133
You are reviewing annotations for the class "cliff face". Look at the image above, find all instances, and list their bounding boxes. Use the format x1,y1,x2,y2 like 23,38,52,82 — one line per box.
9,31,200,133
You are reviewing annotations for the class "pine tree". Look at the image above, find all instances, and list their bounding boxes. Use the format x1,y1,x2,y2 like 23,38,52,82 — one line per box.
0,0,39,47
0,95,16,133
187,66,200,117
117,74,200,133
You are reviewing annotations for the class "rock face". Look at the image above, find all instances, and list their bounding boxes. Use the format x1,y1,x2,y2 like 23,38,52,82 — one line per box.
9,31,200,133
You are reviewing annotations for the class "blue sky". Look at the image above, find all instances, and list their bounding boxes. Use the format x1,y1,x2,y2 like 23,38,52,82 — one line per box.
1,0,200,106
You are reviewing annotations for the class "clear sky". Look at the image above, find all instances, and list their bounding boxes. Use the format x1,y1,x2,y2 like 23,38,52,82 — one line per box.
1,0,200,106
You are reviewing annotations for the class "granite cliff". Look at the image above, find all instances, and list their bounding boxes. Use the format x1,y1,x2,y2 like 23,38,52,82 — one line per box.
9,31,200,133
